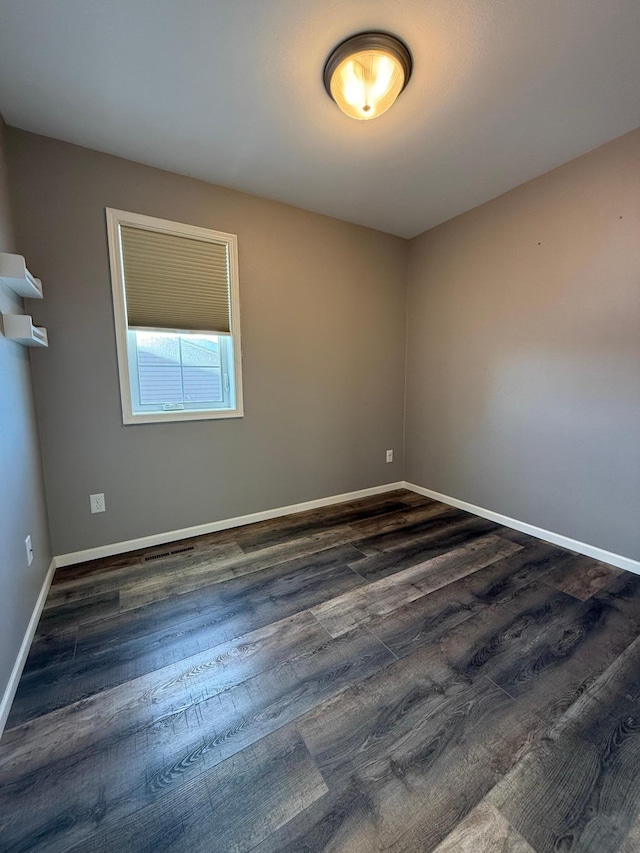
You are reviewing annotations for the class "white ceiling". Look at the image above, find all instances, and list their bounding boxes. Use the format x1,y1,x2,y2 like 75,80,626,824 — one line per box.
0,0,639,238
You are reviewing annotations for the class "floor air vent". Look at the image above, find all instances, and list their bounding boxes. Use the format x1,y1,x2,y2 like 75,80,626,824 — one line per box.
144,545,195,562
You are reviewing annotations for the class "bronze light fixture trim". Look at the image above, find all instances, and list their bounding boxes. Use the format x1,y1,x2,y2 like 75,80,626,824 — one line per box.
323,32,413,120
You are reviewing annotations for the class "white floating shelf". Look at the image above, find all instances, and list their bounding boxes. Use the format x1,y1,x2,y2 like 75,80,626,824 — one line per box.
0,252,44,299
2,314,48,347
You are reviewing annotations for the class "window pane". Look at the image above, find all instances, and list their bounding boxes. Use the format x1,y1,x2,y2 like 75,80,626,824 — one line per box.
183,367,223,402
136,332,183,404
139,366,183,404
133,330,227,407
137,332,181,365
181,336,221,367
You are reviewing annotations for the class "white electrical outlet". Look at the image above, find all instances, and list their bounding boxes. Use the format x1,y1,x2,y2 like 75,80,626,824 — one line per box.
386,449,394,463
90,493,106,514
25,535,34,566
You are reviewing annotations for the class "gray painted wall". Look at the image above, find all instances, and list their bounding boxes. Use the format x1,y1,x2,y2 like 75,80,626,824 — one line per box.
405,129,640,560
6,130,407,557
3,125,638,571
0,118,52,703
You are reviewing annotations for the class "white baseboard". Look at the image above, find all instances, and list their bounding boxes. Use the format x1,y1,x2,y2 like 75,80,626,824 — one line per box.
0,558,56,738
403,481,640,575
54,481,406,569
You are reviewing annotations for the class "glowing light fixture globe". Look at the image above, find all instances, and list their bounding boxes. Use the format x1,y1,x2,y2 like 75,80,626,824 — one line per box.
323,32,412,121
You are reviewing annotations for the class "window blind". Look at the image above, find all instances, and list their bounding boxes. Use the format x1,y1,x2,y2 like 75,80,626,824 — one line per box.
120,225,231,333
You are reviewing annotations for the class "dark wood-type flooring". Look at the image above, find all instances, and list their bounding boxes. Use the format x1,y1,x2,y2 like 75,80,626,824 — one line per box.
1,490,639,852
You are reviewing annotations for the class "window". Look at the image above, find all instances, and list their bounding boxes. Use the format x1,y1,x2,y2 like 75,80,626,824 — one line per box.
106,209,243,423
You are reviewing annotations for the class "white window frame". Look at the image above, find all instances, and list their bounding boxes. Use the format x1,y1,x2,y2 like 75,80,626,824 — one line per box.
105,208,244,425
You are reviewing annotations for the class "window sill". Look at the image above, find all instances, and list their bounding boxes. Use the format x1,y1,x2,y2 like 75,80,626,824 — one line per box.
123,407,244,425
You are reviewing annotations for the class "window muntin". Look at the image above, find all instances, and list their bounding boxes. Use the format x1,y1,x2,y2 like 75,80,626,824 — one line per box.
106,209,243,424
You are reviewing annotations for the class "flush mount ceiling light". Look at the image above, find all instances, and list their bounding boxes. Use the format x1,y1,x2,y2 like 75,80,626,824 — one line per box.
323,32,412,121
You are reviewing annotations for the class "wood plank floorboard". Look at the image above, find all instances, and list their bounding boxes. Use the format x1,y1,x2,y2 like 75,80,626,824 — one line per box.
348,514,502,582
364,542,574,659
66,724,328,853
36,590,120,634
1,490,638,853
487,630,640,852
0,627,392,852
116,502,452,613
116,532,363,611
9,545,368,726
43,541,245,608
432,802,535,852
312,533,522,637
345,500,452,539
0,611,328,778
353,506,489,552
257,679,512,852
544,554,623,600
235,497,414,553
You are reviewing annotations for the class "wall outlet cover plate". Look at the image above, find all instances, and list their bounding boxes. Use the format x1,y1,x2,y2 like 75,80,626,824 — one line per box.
90,493,106,513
